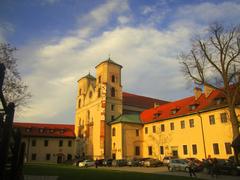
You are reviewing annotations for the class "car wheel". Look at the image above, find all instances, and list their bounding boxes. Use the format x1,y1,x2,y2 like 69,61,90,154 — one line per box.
185,167,190,172
230,169,238,176
168,166,174,172
85,164,88,168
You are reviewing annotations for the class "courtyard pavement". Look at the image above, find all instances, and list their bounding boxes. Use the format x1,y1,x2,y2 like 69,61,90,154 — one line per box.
96,166,240,180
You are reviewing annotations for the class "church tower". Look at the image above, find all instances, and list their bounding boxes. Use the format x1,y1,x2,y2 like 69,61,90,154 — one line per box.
75,59,122,159
95,59,123,158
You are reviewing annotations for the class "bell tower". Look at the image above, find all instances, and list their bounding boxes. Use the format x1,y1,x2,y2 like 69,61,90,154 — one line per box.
95,58,123,158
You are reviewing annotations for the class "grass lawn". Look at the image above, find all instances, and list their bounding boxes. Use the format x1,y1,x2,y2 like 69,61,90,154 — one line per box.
23,163,203,180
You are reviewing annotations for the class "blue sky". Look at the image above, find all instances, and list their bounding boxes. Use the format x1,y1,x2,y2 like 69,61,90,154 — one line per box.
0,0,240,124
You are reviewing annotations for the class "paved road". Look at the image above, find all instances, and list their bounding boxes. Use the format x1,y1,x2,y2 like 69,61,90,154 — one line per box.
96,166,239,180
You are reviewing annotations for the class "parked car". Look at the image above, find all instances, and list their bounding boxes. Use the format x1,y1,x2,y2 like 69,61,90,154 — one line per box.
139,158,151,166
185,158,203,172
202,158,240,176
163,156,173,166
96,159,104,166
103,159,113,166
168,159,190,172
127,158,141,167
144,158,163,167
112,159,128,167
79,160,95,167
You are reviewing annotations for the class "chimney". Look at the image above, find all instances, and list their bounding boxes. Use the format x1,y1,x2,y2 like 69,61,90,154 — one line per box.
204,84,213,98
194,87,202,100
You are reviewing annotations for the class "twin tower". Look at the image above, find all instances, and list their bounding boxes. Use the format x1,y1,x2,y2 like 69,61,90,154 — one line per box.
74,59,123,159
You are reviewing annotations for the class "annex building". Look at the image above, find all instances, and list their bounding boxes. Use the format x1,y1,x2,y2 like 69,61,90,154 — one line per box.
75,59,240,161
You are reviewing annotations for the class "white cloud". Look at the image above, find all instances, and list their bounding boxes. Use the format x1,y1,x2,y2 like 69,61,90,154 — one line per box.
176,2,240,24
16,0,240,124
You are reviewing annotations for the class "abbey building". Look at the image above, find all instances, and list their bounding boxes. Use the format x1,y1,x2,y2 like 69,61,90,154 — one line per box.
74,59,239,161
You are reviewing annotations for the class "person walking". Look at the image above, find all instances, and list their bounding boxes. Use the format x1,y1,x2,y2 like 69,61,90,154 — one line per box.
188,160,197,178
211,158,218,178
95,159,98,168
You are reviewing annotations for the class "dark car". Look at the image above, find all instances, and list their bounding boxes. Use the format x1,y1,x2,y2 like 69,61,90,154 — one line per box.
112,159,128,167
96,159,104,166
103,159,113,166
127,158,141,167
144,158,163,167
203,158,240,176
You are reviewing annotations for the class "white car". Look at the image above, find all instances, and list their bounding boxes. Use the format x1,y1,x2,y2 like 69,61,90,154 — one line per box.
168,159,190,172
78,160,95,167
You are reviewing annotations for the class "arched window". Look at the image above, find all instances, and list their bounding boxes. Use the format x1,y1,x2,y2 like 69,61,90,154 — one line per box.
111,75,115,82
98,76,101,83
112,127,116,136
98,88,101,98
89,91,92,98
78,99,81,108
111,87,115,97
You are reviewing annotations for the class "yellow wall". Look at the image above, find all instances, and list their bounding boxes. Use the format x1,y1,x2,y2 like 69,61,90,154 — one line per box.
141,107,238,160
22,137,75,163
75,60,122,159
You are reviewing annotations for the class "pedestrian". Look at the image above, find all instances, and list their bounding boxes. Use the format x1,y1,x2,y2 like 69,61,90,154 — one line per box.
211,158,218,178
207,155,213,175
95,159,98,168
188,160,197,177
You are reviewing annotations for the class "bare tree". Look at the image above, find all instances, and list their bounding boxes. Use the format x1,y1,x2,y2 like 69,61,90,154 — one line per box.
179,23,240,158
0,43,31,108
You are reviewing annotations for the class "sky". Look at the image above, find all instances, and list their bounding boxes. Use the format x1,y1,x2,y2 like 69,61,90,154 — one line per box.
0,0,240,124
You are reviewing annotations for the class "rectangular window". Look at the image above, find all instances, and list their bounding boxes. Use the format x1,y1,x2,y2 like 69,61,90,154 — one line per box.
225,142,232,154
220,113,227,123
181,121,185,129
111,104,115,111
145,127,148,134
152,126,156,133
170,122,174,130
209,115,215,125
46,154,51,160
135,146,140,156
213,143,219,154
160,124,165,132
189,119,194,128
31,140,36,147
31,153,36,160
136,129,139,136
44,140,48,147
192,144,197,155
68,140,72,147
111,115,114,121
59,140,63,147
148,146,152,156
160,146,164,155
183,145,188,155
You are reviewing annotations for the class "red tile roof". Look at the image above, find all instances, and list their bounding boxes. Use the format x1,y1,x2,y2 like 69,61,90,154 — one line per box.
13,122,75,138
123,92,169,109
140,89,226,123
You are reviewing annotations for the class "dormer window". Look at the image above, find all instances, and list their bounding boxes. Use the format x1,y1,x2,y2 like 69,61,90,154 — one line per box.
112,75,115,83
25,128,31,133
49,129,54,133
60,129,65,134
214,97,225,105
189,103,199,111
171,108,179,115
154,112,161,119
